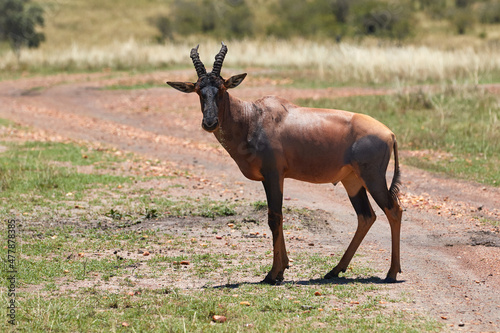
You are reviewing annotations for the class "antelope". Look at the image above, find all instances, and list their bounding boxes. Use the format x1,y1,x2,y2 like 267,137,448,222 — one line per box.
167,43,403,285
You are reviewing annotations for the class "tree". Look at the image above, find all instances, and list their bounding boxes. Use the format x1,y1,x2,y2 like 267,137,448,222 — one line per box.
0,0,45,58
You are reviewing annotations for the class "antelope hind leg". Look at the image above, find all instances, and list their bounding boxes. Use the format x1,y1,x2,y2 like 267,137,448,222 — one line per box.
383,204,403,282
363,177,403,282
325,178,376,279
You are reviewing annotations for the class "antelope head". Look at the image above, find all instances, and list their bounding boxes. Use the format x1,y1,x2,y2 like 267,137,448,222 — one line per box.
167,42,247,132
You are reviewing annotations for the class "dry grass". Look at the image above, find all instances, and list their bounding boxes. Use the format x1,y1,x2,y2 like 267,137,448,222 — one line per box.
3,38,500,84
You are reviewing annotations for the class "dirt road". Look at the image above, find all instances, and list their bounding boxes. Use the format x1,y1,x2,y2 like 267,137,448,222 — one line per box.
1,72,499,332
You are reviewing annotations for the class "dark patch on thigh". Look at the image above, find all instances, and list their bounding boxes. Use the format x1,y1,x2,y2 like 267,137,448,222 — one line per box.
347,135,394,212
346,135,390,168
348,187,373,218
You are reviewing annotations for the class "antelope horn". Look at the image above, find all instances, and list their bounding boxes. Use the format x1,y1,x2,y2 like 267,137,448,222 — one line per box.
212,42,228,77
190,45,206,78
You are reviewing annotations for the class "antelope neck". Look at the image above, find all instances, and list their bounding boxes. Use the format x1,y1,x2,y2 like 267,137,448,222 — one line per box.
214,92,256,148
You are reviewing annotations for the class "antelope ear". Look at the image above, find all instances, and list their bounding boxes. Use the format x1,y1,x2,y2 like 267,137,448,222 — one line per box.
166,81,196,93
224,73,247,89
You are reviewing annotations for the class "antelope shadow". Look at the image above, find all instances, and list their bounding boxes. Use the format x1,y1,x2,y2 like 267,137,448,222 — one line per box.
210,276,405,290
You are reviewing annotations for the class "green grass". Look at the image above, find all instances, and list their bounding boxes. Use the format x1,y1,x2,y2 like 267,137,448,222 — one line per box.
0,219,441,331
0,140,131,215
297,86,500,186
253,68,500,90
0,211,442,332
0,285,440,332
0,126,238,220
252,200,268,211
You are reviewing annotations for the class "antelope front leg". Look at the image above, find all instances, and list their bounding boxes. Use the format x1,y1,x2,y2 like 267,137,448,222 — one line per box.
262,173,289,285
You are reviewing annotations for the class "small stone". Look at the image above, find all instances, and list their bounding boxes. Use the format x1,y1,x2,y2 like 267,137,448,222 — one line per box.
143,251,150,256
314,291,322,296
180,260,190,265
240,301,251,306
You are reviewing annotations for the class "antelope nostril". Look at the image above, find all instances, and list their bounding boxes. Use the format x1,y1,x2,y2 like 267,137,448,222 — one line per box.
204,118,218,127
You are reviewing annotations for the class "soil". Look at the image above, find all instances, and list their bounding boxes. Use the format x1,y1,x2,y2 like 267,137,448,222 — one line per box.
0,72,499,332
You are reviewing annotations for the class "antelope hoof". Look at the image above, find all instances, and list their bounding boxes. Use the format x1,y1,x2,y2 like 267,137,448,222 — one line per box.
384,276,398,283
384,268,401,283
324,267,345,280
262,272,284,285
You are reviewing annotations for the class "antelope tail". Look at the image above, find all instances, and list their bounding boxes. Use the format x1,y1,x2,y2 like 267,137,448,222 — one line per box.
389,140,401,203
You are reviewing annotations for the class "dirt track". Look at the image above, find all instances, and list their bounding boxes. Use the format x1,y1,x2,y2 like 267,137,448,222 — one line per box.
1,72,499,332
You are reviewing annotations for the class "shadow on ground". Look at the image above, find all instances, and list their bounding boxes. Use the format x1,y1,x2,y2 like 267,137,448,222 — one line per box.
210,276,405,289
